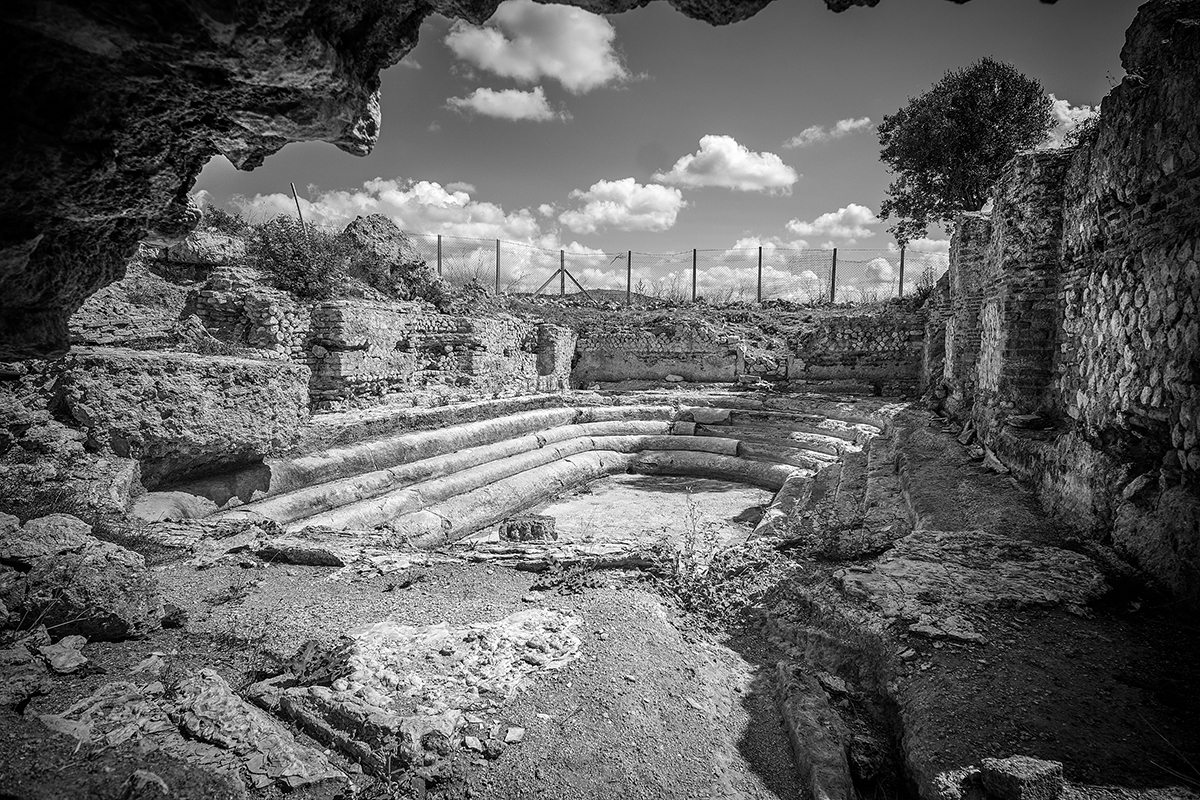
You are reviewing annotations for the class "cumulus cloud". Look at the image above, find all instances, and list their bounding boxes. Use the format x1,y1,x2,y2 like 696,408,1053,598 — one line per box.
444,0,629,94
653,135,798,194
782,117,873,149
558,178,685,234
863,257,897,284
231,178,547,243
446,87,569,122
786,203,879,239
1040,94,1098,149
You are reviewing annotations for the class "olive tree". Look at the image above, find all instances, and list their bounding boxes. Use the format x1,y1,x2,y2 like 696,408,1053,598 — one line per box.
878,57,1053,243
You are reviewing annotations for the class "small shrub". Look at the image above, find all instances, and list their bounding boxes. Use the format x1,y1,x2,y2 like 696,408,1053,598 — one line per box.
650,493,795,627
246,216,349,300
200,207,249,236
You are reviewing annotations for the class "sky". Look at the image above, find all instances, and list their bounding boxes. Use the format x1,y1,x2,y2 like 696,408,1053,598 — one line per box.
192,0,1140,295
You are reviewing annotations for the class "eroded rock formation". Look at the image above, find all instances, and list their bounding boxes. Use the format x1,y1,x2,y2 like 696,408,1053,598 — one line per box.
1,0,1036,360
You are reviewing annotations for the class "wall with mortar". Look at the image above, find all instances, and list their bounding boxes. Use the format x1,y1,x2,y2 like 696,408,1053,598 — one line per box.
789,309,925,394
307,302,574,409
571,328,743,384
926,0,1200,602
188,267,574,410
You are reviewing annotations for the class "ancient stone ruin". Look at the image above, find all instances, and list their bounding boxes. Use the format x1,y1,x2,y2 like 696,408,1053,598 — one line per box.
0,1,1197,800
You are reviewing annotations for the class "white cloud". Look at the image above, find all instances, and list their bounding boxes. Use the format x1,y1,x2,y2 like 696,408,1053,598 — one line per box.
891,236,950,254
445,181,477,195
558,178,684,234
444,0,629,94
653,135,798,194
428,121,441,133
786,203,879,239
1040,94,1098,149
231,178,547,243
446,87,569,122
863,257,897,284
730,236,811,252
782,117,872,149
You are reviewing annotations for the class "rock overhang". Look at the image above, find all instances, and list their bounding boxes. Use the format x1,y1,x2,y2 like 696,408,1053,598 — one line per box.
1,0,1048,360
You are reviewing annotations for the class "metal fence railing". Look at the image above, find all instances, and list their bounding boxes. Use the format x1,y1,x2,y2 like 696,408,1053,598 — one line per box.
392,230,949,305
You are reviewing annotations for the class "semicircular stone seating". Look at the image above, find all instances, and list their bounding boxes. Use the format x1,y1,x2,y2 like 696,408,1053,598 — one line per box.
142,392,887,550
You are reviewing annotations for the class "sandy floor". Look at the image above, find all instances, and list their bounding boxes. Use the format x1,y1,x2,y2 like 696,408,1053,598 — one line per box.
522,474,772,549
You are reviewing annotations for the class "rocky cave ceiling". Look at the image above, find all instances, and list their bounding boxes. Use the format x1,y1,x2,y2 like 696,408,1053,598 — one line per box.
0,0,1055,360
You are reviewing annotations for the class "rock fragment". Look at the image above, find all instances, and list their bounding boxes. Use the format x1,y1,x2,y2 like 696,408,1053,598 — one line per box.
979,756,1064,800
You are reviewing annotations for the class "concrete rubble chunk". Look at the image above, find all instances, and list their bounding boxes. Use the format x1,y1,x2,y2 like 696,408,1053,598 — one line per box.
979,756,1064,800
248,610,581,777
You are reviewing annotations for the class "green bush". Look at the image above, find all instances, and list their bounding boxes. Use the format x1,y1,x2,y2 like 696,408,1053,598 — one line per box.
246,216,349,300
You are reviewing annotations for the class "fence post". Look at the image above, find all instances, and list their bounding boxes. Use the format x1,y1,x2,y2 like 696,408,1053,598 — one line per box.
560,250,565,297
830,248,838,303
757,246,763,303
290,182,308,242
626,250,632,306
436,235,442,276
692,249,697,302
898,245,906,298
495,239,501,294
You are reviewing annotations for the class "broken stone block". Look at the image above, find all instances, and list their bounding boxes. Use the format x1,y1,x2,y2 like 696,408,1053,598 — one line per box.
4,514,164,641
0,640,52,713
38,635,88,674
664,374,685,383
24,535,163,640
981,449,1010,474
775,662,854,800
979,755,1064,800
688,407,732,425
499,515,557,542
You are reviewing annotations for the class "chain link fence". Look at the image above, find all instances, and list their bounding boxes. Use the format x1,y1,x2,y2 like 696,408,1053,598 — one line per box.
380,232,950,305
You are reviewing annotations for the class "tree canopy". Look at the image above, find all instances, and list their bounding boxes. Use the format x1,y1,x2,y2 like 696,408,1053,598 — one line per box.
877,57,1053,244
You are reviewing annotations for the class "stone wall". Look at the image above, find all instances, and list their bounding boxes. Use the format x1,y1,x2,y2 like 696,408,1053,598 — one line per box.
789,309,925,394
51,348,309,488
942,213,989,416
308,303,573,408
925,0,1200,603
69,250,190,348
973,151,1073,434
187,267,573,409
186,266,313,360
572,326,743,384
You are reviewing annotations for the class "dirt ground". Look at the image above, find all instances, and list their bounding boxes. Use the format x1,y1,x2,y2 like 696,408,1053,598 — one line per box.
3,545,802,799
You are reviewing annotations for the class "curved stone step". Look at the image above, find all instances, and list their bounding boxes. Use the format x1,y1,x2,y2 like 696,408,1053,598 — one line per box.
162,404,675,509
392,449,803,549
219,420,673,525
693,421,852,457
290,433,744,533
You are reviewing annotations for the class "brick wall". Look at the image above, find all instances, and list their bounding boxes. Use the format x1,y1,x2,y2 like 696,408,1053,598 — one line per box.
942,213,990,415
925,0,1200,602
973,150,1073,434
